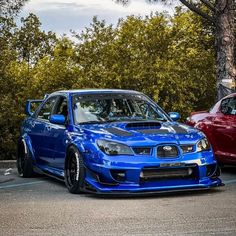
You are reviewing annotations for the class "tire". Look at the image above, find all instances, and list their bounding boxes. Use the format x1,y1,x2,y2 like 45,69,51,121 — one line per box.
64,146,85,194
17,140,35,178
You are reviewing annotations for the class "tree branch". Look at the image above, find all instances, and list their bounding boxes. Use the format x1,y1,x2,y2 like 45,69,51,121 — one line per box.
179,0,215,23
200,0,218,13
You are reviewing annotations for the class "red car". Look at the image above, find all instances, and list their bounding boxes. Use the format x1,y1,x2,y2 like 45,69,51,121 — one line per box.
186,93,236,165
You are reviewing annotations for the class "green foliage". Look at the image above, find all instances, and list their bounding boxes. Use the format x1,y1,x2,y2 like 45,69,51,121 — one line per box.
0,9,216,160
0,0,29,17
13,13,57,65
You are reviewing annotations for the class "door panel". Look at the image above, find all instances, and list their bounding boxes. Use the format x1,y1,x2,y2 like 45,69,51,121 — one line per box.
47,124,67,169
47,96,69,169
31,96,58,165
29,95,69,169
212,114,236,154
211,96,236,161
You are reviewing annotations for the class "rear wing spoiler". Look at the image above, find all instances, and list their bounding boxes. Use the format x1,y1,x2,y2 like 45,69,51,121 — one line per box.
25,94,50,116
25,94,49,116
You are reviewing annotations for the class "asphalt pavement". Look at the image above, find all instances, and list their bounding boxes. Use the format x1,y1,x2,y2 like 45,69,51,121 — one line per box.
0,166,236,236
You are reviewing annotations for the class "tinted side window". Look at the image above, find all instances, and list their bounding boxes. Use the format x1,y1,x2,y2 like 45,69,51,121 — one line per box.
37,97,57,120
220,97,236,115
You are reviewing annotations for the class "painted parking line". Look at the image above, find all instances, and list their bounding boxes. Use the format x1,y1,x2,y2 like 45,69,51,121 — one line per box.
223,179,236,185
0,180,45,189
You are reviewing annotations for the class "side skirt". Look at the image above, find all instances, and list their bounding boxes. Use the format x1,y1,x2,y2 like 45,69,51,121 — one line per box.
33,165,65,182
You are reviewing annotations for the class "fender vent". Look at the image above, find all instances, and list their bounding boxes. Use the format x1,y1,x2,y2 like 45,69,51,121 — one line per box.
171,125,188,134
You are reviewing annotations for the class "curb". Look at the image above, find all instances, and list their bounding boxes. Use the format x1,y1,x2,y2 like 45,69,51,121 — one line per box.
0,160,16,169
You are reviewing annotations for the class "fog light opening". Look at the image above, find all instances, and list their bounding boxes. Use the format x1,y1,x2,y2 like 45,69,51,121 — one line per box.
110,170,126,182
206,164,221,179
188,168,193,175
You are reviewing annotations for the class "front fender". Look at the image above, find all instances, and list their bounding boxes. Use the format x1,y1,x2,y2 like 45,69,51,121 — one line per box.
66,132,86,155
66,142,86,154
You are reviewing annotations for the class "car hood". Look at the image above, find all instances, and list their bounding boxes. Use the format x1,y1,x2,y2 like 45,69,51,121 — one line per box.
75,121,203,146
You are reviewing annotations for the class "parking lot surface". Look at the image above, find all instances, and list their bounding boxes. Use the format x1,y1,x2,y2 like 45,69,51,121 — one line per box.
0,167,236,236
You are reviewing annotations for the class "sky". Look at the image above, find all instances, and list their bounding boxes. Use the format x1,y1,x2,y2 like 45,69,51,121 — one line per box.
19,0,175,36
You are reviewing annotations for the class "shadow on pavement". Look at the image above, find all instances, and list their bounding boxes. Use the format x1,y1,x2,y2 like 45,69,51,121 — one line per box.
87,187,225,200
221,165,236,175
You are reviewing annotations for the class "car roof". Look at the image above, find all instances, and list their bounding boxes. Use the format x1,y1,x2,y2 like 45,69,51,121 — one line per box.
50,89,142,96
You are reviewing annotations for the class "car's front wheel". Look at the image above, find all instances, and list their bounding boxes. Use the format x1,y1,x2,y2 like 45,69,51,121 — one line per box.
17,140,35,178
64,146,85,194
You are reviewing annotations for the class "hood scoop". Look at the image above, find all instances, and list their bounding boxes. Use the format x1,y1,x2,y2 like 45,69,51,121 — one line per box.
125,121,162,130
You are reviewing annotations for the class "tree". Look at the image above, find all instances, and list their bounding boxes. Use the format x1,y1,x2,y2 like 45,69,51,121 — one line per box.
72,12,215,117
13,14,57,66
116,0,236,100
0,5,57,160
31,38,78,96
0,0,29,17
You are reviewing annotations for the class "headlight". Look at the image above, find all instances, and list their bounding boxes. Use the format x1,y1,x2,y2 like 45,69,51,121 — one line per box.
196,138,211,152
97,139,133,155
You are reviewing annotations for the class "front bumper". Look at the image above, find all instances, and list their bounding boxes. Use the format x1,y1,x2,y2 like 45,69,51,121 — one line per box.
82,152,223,194
83,177,222,194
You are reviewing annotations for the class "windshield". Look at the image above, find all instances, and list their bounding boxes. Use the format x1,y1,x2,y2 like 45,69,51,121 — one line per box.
72,93,169,124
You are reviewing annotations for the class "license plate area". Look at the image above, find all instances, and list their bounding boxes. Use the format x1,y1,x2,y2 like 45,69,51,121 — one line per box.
160,162,183,168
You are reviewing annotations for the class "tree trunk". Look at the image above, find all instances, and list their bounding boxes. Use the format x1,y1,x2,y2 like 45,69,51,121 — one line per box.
215,0,236,100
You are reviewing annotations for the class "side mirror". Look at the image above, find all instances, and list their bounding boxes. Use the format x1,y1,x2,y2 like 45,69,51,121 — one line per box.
168,112,180,121
49,114,65,125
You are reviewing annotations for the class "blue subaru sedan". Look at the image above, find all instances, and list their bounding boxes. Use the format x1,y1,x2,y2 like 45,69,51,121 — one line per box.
17,89,222,194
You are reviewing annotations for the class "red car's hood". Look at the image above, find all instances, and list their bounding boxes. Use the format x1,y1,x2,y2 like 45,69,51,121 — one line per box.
190,110,209,116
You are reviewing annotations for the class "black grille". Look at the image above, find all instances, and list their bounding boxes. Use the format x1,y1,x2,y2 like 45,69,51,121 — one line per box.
157,145,178,158
180,145,194,153
140,166,197,182
133,147,151,155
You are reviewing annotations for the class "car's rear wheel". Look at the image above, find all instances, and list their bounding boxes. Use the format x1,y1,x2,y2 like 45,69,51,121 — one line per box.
64,146,85,194
17,140,35,178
